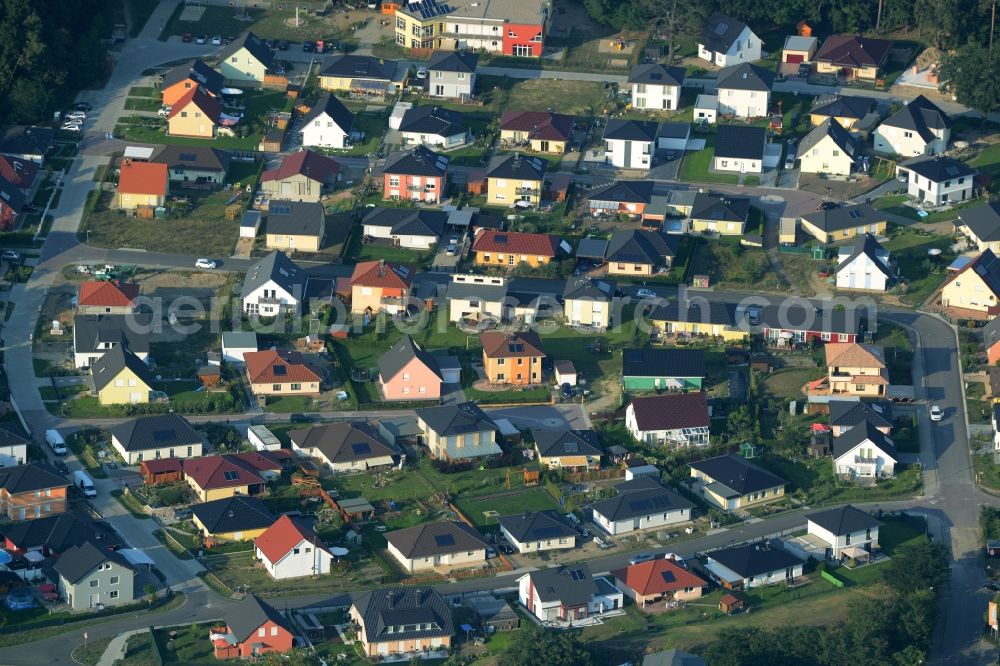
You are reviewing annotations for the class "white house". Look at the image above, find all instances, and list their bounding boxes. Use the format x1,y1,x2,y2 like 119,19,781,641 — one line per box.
713,125,765,174
517,564,623,623
221,331,258,364
697,13,762,67
836,233,891,291
0,428,27,467
360,207,447,250
447,274,508,323
833,422,898,480
897,155,976,206
874,95,951,157
240,251,306,317
426,50,478,99
625,393,711,447
806,505,882,560
498,510,577,553
798,118,859,176
385,521,488,573
591,477,694,535
398,106,468,149
715,63,774,119
254,515,334,580
604,119,658,170
704,540,804,590
301,94,354,150
628,64,686,111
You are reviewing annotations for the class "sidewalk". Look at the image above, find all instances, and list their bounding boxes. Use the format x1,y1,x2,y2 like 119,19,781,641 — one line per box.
96,628,146,666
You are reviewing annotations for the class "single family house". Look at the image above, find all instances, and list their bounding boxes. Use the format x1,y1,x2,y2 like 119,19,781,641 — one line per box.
625,393,711,447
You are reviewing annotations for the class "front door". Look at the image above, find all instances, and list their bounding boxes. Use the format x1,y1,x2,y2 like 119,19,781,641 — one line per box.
89,592,100,607
539,141,549,152
130,392,142,403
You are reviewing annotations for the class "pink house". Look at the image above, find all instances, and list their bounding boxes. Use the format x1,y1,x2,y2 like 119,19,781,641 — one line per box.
377,335,443,401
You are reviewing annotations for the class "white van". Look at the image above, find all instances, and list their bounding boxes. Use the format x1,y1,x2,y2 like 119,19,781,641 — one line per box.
45,429,67,456
73,470,97,498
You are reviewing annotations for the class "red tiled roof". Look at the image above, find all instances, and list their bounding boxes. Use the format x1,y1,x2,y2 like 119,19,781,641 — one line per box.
181,452,282,491
118,160,168,196
500,111,574,141
168,86,221,122
481,330,546,359
140,458,183,475
244,350,322,385
0,155,39,189
611,558,706,596
349,260,413,289
472,229,558,258
254,514,325,564
78,281,140,308
260,150,341,183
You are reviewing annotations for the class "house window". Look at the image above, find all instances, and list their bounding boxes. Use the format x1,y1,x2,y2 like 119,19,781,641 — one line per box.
293,548,300,555
291,383,301,391
271,627,279,636
259,628,265,637
109,590,119,600
846,533,852,545
497,358,505,365
110,576,119,585
403,373,410,380
272,384,281,391
389,176,400,187
115,379,125,387
90,580,99,588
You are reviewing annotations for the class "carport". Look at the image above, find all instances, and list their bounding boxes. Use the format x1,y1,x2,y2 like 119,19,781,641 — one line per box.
577,238,608,263
763,144,783,169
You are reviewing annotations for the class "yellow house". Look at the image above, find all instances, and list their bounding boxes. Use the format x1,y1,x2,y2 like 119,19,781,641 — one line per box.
650,300,750,342
318,54,399,94
244,350,322,397
91,346,154,406
500,111,574,154
486,154,545,206
167,86,220,138
605,229,676,277
800,204,888,244
689,193,751,236
690,454,787,512
264,201,326,253
824,342,888,397
191,495,275,543
182,454,276,502
117,160,168,210
563,276,615,330
812,35,891,81
393,6,441,51
940,249,1000,314
472,229,558,269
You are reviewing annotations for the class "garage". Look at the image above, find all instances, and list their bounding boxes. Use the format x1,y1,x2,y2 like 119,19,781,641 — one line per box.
782,36,817,64
785,53,804,64
657,122,691,151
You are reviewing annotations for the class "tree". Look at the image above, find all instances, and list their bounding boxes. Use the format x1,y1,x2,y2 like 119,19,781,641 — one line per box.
642,0,709,63
914,0,967,48
937,43,1000,120
498,624,593,666
143,584,157,604
882,539,950,593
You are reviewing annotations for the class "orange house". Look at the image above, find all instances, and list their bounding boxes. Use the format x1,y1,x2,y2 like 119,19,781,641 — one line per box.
349,260,413,315
472,229,559,269
377,335,443,400
985,317,1000,365
213,595,295,659
0,463,71,522
117,160,168,210
161,59,223,107
167,86,221,138
480,330,545,386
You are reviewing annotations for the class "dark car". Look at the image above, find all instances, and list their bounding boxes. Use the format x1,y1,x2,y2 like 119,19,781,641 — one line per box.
302,40,314,52
290,413,311,423
54,460,70,475
224,36,234,45
818,201,841,211
561,383,573,398
181,33,193,43
276,40,289,51
798,63,811,78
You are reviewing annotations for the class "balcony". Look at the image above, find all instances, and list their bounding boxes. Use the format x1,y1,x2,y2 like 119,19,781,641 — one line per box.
854,455,878,464
515,187,539,196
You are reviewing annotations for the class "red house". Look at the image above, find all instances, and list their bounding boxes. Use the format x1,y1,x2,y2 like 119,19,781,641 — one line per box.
212,594,294,659
758,303,860,344
0,172,25,231
382,146,449,203
503,22,545,58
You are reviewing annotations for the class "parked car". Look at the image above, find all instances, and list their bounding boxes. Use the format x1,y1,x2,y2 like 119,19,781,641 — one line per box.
211,35,222,45
276,40,289,51
65,111,87,121
629,552,655,565
2,250,21,262
157,106,171,117
486,547,497,559
195,35,207,44
181,33,193,43
416,67,428,79
71,102,92,112
636,288,657,299
930,405,944,422
302,41,315,52
784,150,796,170
60,123,82,132
445,244,457,256
561,383,573,398
54,460,70,475
195,258,217,269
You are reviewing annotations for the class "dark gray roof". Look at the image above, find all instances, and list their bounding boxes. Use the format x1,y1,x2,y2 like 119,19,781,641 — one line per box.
377,335,442,383
385,520,488,558
958,203,1000,242
622,348,705,378
302,93,355,133
110,413,202,452
362,207,447,238
241,250,306,299
833,421,898,461
606,229,676,265
0,126,54,158
700,13,751,54
690,193,750,222
689,454,786,495
0,462,69,495
810,95,875,121
289,421,399,464
399,106,466,137
353,588,454,644
266,200,325,237
383,145,449,177
658,122,691,140
807,505,882,536
707,539,802,577
836,233,890,276
190,495,275,535
321,54,397,81
428,50,479,73
798,118,858,159
649,300,738,327
883,95,951,144
91,346,154,391
416,401,499,436
447,278,508,302
575,238,609,259
587,180,654,205
591,478,694,522
526,563,600,605
628,63,685,87
151,144,232,173
73,313,151,356
562,276,615,301
486,153,545,181
828,399,892,430
801,203,884,232
498,509,578,543
714,125,766,160
218,31,274,70
53,541,135,584
533,429,603,458
1,513,122,553
901,155,975,183
0,425,27,450
162,59,224,96
984,310,1000,350
716,63,774,92
226,594,291,642
628,392,710,431
757,302,859,335
604,119,658,142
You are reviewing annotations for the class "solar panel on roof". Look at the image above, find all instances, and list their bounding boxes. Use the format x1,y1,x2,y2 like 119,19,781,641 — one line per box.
660,571,676,583
564,441,579,453
569,569,586,581
531,526,564,539
714,23,728,35
179,153,197,162
650,73,662,81
223,470,239,480
273,365,287,376
434,534,455,547
351,442,372,455
153,429,176,442
494,234,508,244
271,203,291,215
508,344,523,353
848,209,863,219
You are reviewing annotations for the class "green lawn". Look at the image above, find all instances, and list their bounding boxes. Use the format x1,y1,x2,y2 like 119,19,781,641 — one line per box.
344,232,432,265
678,133,739,185
878,517,927,554
154,622,217,664
966,379,992,424
874,194,979,224
125,98,161,112
761,367,821,401
881,228,954,306
688,238,785,291
160,5,359,43
201,549,383,597
264,395,321,413
71,635,115,666
755,455,923,505
117,630,159,666
454,487,561,529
